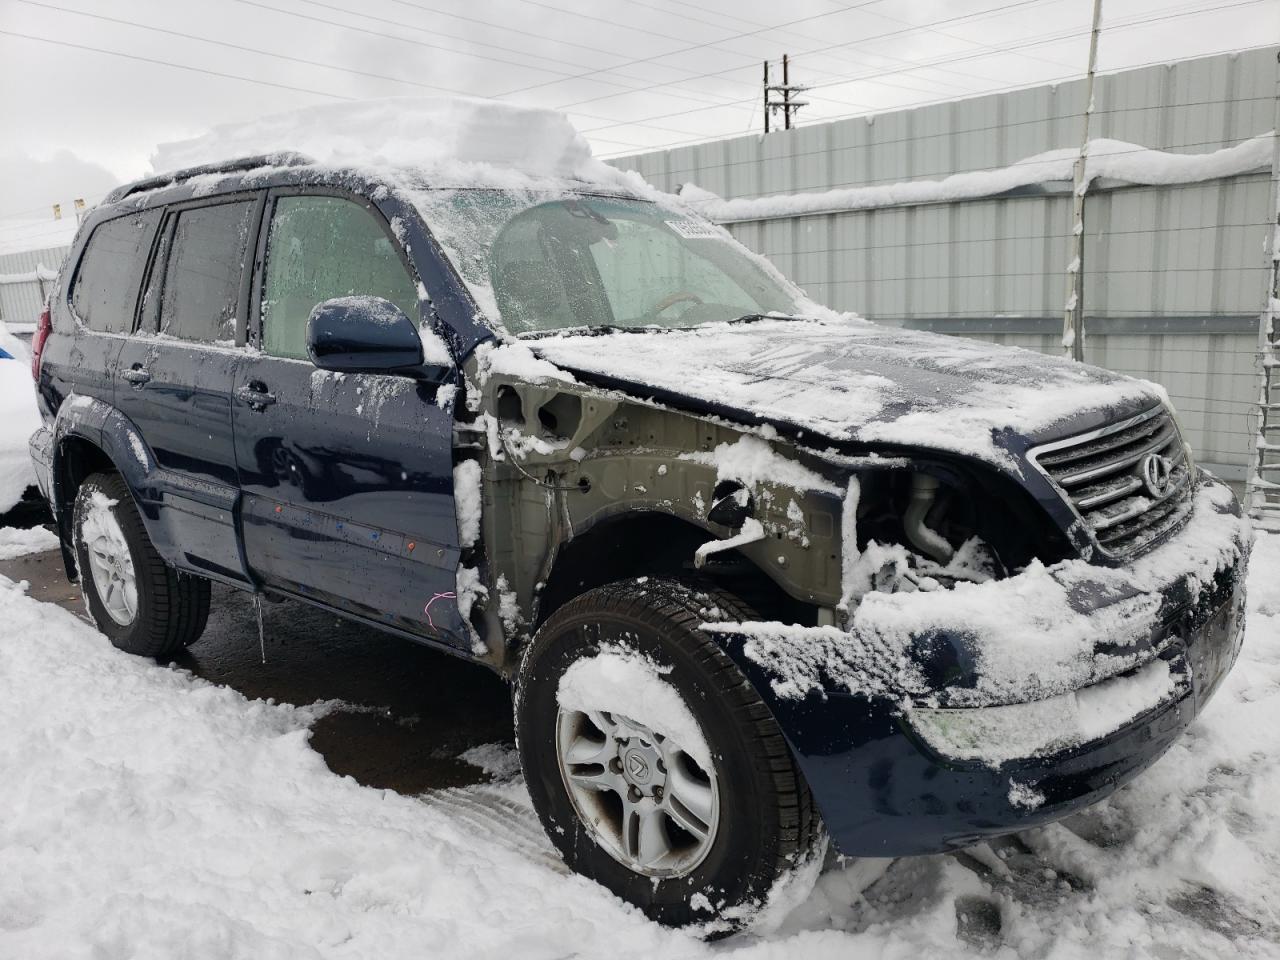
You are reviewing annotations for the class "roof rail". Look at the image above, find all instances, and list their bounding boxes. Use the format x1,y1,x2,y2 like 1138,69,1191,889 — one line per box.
103,152,315,204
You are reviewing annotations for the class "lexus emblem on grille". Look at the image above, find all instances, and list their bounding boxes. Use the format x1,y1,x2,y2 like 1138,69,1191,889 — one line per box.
1140,453,1174,499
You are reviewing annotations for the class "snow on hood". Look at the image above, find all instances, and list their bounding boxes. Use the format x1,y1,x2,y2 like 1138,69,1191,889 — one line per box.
149,96,637,189
521,315,1162,470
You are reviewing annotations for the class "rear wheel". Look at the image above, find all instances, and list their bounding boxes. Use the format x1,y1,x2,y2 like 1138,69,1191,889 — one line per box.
72,471,210,657
516,578,822,933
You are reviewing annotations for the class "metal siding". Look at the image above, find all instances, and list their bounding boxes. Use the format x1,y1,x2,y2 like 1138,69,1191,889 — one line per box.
0,244,70,327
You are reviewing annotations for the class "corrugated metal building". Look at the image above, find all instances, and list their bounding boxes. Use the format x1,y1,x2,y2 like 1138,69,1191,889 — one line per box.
608,47,1280,479
0,244,70,334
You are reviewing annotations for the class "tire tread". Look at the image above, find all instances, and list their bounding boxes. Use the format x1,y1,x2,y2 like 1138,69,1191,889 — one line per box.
74,472,211,658
522,577,821,927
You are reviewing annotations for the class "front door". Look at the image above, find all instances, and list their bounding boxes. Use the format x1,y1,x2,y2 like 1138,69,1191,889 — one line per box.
232,190,465,645
112,196,260,585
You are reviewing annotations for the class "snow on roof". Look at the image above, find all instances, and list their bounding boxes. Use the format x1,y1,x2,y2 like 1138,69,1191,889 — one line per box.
149,96,635,190
680,132,1276,223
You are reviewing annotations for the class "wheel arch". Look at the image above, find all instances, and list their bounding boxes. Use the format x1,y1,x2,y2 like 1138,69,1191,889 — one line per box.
50,398,159,580
533,508,816,635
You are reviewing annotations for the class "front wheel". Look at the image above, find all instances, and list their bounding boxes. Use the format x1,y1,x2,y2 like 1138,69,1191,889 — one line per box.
516,578,823,933
72,471,211,657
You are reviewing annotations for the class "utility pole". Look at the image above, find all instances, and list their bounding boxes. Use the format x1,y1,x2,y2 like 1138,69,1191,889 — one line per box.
763,60,770,134
1062,0,1104,362
763,54,809,133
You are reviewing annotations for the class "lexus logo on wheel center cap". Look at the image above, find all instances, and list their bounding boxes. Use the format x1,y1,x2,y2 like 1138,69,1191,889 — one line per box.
624,751,650,782
1140,453,1174,499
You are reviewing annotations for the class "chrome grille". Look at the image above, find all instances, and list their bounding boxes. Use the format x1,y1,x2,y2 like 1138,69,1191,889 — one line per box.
1030,405,1194,559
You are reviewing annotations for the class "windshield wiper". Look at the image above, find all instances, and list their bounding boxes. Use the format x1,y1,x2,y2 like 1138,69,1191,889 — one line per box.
727,313,805,325
519,324,673,340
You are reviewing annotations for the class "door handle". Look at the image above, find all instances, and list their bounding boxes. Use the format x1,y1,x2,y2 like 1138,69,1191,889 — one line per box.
120,367,151,385
235,382,277,409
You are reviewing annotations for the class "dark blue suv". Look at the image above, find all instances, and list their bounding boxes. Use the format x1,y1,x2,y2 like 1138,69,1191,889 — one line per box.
29,151,1250,932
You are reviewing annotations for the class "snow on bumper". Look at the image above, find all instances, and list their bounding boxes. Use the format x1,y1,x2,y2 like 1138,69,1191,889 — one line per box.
703,475,1249,856
718,476,1248,709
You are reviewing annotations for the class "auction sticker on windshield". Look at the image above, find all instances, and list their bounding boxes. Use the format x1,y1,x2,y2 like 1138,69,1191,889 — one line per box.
665,219,722,239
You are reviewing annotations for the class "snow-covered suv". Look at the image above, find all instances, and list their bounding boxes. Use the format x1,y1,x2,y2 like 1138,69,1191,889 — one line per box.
28,100,1250,932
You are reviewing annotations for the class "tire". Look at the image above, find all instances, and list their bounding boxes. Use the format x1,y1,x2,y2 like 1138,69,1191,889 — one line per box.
516,577,822,933
72,471,211,658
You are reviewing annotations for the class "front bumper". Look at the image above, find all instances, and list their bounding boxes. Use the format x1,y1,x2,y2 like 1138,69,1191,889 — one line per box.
725,476,1249,858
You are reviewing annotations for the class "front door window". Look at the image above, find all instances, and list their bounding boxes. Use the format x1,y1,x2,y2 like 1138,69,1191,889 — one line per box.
259,195,419,360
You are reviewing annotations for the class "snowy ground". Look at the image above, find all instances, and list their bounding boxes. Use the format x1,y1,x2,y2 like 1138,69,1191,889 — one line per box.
0,531,1278,958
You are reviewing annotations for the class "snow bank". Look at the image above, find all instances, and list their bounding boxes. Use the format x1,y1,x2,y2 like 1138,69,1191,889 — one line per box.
0,579,691,959
1,531,1279,956
0,352,41,513
0,525,59,560
150,96,630,189
681,132,1275,223
720,479,1249,712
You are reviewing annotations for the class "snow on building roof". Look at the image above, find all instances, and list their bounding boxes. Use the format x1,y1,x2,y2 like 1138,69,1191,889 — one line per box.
680,132,1276,223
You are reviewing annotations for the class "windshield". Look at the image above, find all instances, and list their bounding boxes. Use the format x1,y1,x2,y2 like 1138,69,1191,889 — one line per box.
416,191,804,335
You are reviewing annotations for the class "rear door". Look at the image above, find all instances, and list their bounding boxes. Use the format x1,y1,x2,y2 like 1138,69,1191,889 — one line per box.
233,189,464,645
61,208,164,406
112,195,261,585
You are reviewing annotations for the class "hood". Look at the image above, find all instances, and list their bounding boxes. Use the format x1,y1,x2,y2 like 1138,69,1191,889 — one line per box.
523,316,1163,472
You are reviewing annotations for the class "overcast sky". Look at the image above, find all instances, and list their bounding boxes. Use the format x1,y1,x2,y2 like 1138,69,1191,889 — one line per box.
0,0,1274,238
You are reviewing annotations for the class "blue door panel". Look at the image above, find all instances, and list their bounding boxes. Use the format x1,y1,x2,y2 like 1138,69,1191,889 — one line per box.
232,360,466,645
110,341,251,583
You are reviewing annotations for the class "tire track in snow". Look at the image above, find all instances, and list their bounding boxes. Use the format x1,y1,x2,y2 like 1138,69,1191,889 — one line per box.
420,784,568,873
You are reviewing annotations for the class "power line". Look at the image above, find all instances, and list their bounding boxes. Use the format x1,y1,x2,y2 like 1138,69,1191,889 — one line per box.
9,2,702,145
539,0,1059,110
371,0,832,103
562,0,1263,123
236,0,759,112
798,0,1273,95
17,0,474,93
492,0,896,101
592,43,1276,159
795,0,1268,87
0,27,352,100
578,1,1269,147
633,0,1079,75
293,0,717,95
2,0,1270,177
377,0,659,65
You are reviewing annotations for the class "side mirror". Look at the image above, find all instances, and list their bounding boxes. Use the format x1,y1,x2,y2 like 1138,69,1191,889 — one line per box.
306,296,451,378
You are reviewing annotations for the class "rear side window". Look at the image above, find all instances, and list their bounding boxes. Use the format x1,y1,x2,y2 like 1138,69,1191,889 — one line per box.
71,209,162,333
158,201,255,343
260,195,418,360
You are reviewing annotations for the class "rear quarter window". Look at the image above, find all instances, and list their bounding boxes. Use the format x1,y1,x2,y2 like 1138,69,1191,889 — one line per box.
157,201,256,343
70,209,162,333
